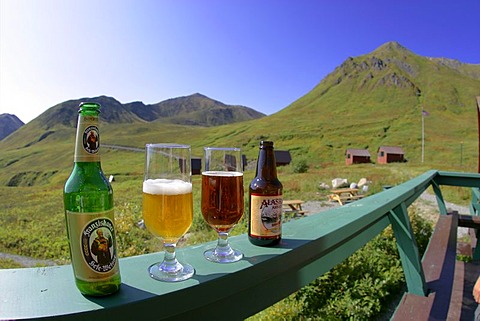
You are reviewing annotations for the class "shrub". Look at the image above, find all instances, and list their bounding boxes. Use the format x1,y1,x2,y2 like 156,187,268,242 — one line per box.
291,208,433,320
292,159,309,173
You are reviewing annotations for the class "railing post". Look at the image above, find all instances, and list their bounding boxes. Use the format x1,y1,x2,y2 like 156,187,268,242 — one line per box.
471,188,480,216
471,188,480,262
431,180,448,215
389,202,427,296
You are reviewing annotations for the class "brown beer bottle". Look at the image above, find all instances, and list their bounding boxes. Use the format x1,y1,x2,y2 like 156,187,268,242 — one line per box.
63,102,121,296
248,141,283,246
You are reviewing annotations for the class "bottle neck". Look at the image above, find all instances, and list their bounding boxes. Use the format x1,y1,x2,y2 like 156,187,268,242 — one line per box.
255,147,278,180
74,113,101,163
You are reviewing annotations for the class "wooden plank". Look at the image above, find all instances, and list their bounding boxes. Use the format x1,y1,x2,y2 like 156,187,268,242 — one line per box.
392,293,434,320
283,200,304,205
328,194,364,205
423,214,458,321
458,214,480,229
392,214,459,320
350,195,365,200
447,261,464,321
422,214,457,283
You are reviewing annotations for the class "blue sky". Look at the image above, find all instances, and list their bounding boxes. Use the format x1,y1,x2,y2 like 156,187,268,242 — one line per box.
1,0,479,123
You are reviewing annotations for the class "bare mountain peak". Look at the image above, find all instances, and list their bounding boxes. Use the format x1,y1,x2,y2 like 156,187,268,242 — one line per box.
190,92,209,99
0,113,24,140
374,41,411,54
146,93,265,126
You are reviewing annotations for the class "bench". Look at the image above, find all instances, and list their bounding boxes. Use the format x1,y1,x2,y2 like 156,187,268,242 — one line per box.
392,212,480,320
283,200,307,220
283,209,307,222
329,193,365,205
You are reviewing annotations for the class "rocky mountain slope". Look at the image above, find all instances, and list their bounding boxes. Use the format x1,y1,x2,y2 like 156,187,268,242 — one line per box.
0,114,24,140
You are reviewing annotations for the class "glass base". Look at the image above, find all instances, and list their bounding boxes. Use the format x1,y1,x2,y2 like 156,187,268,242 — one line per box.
148,262,195,282
204,247,243,263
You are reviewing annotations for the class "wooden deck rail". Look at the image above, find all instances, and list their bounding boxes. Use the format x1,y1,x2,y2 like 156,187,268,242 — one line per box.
1,170,480,320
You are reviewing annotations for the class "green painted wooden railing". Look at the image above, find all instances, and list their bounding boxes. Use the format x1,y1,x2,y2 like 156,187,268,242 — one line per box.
469,186,480,261
1,170,479,320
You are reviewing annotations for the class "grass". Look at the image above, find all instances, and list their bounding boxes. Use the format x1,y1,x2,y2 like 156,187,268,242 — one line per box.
0,258,23,269
0,160,472,267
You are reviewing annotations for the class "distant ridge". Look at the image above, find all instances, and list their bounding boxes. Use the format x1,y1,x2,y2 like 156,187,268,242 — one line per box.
31,93,265,129
0,114,24,140
126,93,265,126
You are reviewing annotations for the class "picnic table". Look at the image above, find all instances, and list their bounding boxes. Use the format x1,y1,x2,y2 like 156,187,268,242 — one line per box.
282,199,306,219
329,188,364,205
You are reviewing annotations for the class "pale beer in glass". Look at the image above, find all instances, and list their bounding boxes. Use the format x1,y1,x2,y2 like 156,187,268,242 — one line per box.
142,143,194,282
143,179,193,243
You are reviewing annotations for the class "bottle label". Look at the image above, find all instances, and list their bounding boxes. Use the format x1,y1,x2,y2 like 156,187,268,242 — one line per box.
250,194,282,237
66,210,119,281
74,115,100,162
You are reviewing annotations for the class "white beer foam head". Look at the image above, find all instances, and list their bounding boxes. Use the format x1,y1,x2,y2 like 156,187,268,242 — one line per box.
202,171,243,177
143,179,192,195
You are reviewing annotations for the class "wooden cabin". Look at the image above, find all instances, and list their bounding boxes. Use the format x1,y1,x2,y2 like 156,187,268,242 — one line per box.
345,149,371,165
274,150,292,166
179,157,202,175
377,146,405,164
191,157,202,175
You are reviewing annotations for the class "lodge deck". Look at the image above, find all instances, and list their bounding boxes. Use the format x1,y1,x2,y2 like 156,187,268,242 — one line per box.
1,170,480,320
392,212,480,320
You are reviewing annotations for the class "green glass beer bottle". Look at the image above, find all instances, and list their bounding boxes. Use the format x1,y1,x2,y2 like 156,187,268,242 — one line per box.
248,141,283,246
63,102,121,296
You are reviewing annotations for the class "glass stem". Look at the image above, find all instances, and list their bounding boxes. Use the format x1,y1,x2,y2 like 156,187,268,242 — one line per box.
161,243,181,273
215,232,233,256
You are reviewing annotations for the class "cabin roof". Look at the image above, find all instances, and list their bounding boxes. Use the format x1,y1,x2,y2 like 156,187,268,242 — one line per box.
274,150,292,163
346,148,371,157
378,146,405,155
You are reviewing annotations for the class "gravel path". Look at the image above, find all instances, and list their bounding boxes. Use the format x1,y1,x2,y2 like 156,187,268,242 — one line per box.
303,191,470,216
302,191,471,238
0,252,55,268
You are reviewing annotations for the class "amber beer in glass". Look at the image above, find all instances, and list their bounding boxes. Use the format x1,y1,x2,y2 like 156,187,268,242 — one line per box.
201,147,244,263
201,171,244,232
142,144,194,282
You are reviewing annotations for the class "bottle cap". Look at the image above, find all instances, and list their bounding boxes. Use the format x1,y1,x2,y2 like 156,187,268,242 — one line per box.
260,141,273,147
79,102,101,113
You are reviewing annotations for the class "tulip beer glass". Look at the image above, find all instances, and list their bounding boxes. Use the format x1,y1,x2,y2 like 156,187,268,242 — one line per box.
142,144,194,281
201,147,244,263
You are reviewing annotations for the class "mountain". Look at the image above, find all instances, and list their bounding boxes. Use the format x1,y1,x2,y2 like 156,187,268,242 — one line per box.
125,93,265,126
1,41,479,187
0,114,24,140
32,93,265,130
261,41,480,160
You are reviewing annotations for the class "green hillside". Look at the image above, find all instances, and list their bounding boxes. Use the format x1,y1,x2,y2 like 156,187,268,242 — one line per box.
268,42,479,163
1,41,479,188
